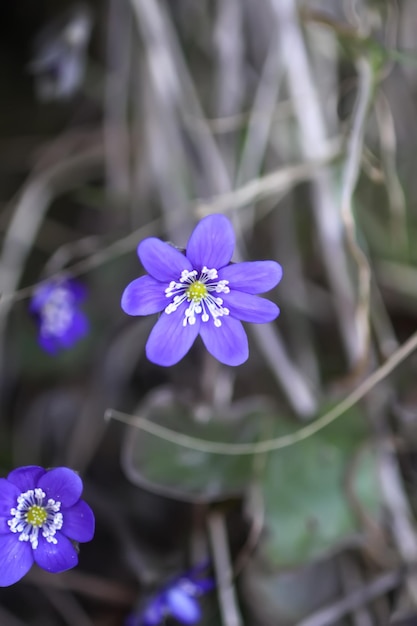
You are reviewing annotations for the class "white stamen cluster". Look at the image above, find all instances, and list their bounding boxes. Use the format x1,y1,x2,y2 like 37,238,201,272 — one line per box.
165,266,230,327
8,488,63,550
40,286,74,337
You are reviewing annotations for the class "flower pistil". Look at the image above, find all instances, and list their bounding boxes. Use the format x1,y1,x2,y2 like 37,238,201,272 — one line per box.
165,266,230,327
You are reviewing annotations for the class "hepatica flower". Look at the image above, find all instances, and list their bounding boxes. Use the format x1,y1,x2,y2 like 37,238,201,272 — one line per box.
0,465,95,587
29,4,93,102
126,567,214,626
30,279,88,354
121,214,282,366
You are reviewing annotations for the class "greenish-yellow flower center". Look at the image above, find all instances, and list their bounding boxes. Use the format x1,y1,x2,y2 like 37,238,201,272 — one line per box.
26,504,48,527
186,281,208,303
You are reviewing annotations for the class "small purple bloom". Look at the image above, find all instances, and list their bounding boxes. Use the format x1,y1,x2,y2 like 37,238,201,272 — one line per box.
29,4,93,102
126,568,214,626
30,279,89,354
121,214,282,366
0,465,95,587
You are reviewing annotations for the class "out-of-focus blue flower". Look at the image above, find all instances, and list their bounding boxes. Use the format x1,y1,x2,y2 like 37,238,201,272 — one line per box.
121,214,282,367
28,3,93,101
126,568,214,626
30,279,89,354
0,465,95,587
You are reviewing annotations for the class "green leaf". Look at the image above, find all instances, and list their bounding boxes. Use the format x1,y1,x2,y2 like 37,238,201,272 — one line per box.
241,552,342,625
121,387,274,503
262,407,381,567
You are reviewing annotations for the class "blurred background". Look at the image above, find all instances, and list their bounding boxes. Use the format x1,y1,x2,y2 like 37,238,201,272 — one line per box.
1,0,417,624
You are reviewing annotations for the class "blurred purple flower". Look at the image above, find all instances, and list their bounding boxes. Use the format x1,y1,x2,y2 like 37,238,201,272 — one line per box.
0,465,95,587
126,568,214,626
30,279,89,354
28,3,93,102
121,214,282,367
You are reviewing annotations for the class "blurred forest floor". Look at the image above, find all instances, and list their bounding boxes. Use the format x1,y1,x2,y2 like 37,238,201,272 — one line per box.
2,0,417,624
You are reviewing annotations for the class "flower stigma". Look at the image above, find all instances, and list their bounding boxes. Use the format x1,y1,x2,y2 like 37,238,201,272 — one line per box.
8,488,63,549
164,266,230,327
26,505,47,526
186,281,207,303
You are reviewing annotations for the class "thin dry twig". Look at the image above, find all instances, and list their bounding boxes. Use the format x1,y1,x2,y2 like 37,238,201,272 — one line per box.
233,483,265,578
338,554,374,626
375,91,407,252
129,0,231,196
248,322,317,417
134,2,192,239
0,218,162,308
208,511,243,626
297,569,402,626
370,279,399,361
197,145,340,217
376,260,417,310
142,70,191,241
271,0,363,367
378,440,417,605
234,26,282,192
0,142,103,323
105,322,417,455
0,148,339,314
214,0,245,179
27,568,136,606
273,202,321,387
339,56,374,360
104,0,133,201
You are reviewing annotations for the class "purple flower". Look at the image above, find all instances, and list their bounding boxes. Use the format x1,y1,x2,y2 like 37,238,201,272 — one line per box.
0,465,95,587
28,4,93,102
30,279,89,354
121,214,282,366
126,568,214,626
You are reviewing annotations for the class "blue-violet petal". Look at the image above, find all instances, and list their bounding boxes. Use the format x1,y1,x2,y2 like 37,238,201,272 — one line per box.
38,467,83,507
33,532,78,573
222,291,280,323
218,260,282,294
7,466,45,492
121,275,167,316
61,500,95,543
166,587,201,624
0,534,33,587
66,279,87,302
186,214,235,271
0,479,20,534
59,311,89,348
141,596,166,626
138,238,192,282
199,316,248,366
38,334,60,354
146,304,201,367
